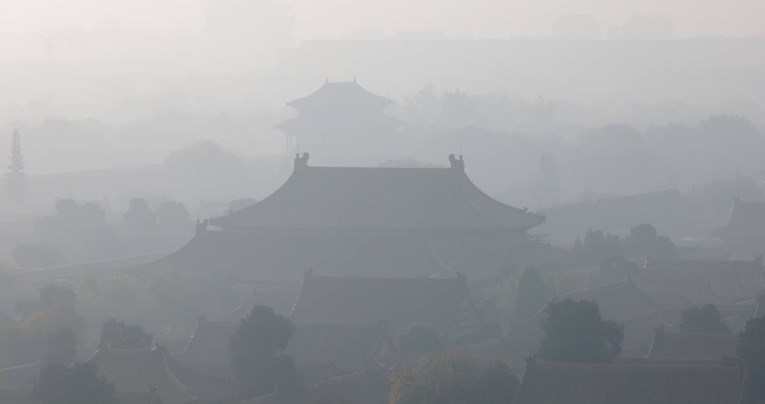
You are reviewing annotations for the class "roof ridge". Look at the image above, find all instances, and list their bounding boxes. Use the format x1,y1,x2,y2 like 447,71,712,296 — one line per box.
158,349,198,402
556,278,634,297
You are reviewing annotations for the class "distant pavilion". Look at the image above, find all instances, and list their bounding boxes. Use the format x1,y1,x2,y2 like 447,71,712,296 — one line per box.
276,79,400,165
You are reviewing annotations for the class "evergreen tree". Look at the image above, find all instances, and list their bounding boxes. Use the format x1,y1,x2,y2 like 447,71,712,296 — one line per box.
122,198,156,232
390,350,519,404
396,323,443,354
100,319,153,349
510,267,547,333
6,129,25,204
229,305,304,399
680,304,729,333
40,328,77,367
540,299,624,363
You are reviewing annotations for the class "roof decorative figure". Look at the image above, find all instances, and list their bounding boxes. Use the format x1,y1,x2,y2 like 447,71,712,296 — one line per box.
448,154,464,171
294,152,310,169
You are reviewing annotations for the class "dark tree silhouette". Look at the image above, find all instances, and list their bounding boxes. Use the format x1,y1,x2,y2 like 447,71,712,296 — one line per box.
229,305,304,398
15,286,80,330
680,304,729,333
390,350,519,404
33,362,117,404
627,223,676,259
739,316,765,401
573,229,625,264
540,299,624,363
100,319,153,349
510,266,547,332
5,129,25,204
122,198,156,231
396,323,443,354
40,328,77,367
156,200,191,228
12,242,65,268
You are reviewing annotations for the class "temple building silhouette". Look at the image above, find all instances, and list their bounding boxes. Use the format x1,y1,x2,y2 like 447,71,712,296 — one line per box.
276,79,400,165
146,153,552,285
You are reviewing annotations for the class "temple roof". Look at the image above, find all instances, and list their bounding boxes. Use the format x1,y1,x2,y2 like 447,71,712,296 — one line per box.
88,347,237,404
516,359,745,404
0,363,37,391
648,331,739,361
89,348,196,404
715,200,765,238
211,155,543,232
182,318,239,365
286,80,393,111
290,272,472,332
146,229,450,283
286,323,392,371
638,259,764,304
0,389,163,404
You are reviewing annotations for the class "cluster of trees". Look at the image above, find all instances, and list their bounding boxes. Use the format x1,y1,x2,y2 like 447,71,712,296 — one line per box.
121,198,193,233
540,299,624,363
33,197,193,236
390,350,519,404
395,323,443,354
228,305,304,399
32,317,154,404
573,223,677,268
16,197,195,268
680,304,730,333
0,286,82,367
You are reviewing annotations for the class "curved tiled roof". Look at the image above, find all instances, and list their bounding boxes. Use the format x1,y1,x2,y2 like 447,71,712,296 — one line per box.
210,160,543,232
147,229,451,283
88,347,238,404
715,200,765,238
290,273,473,333
517,360,745,404
648,331,739,361
286,81,393,111
89,348,196,404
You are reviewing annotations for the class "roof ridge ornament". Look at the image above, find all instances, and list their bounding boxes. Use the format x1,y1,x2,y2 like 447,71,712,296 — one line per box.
448,154,464,171
294,152,310,170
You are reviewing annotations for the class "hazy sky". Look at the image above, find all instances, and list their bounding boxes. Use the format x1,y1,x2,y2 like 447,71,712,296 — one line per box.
0,0,762,39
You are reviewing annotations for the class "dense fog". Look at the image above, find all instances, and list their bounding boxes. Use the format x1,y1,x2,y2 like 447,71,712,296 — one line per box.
0,1,763,403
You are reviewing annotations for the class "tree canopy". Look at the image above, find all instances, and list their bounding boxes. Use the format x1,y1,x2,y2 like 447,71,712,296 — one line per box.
122,198,156,231
33,362,118,404
390,350,519,404
229,305,304,399
628,223,677,259
6,129,26,204
395,323,443,354
40,328,77,367
100,319,153,350
680,304,729,333
540,299,624,363
510,266,547,331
